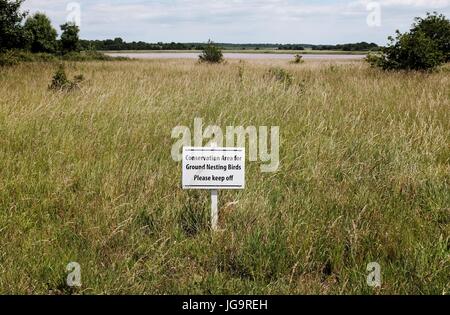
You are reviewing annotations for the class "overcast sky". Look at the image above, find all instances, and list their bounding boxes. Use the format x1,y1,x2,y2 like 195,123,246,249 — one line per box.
22,0,450,45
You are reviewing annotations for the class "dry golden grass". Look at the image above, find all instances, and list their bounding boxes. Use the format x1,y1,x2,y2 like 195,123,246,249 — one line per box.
0,59,448,294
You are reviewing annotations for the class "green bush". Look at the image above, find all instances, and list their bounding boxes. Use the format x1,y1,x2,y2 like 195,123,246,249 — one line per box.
0,50,19,67
49,64,69,90
199,40,223,63
49,64,84,91
33,52,58,62
411,12,450,62
62,51,106,61
292,54,304,64
0,50,58,64
368,30,444,71
61,51,128,62
368,12,449,71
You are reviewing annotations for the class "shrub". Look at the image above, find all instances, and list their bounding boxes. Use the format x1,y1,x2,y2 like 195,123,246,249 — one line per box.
368,12,449,71
292,54,304,64
411,12,450,62
0,50,57,67
199,40,223,63
32,52,58,62
61,51,128,62
13,50,57,62
49,64,84,91
365,52,382,68
368,30,444,71
0,50,19,67
49,64,69,90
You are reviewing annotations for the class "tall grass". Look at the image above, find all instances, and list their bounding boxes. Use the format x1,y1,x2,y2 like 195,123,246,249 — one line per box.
0,60,448,294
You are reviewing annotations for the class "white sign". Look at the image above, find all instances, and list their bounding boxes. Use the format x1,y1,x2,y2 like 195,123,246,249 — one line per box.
182,147,245,190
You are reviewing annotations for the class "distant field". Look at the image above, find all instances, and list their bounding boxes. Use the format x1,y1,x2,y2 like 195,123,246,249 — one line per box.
102,49,370,55
105,52,366,60
0,59,448,294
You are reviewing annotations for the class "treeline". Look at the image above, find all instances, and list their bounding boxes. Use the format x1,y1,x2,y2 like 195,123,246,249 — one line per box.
276,44,306,50
79,38,202,51
79,38,379,51
311,42,379,51
79,40,287,51
79,39,277,51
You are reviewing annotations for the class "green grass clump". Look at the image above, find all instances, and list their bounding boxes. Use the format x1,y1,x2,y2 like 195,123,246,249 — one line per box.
0,59,448,294
266,67,293,88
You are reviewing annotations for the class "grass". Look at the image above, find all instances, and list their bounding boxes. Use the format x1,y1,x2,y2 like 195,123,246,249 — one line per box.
0,59,448,294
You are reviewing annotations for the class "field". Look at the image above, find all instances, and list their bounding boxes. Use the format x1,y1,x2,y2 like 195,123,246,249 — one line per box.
0,59,449,294
103,49,369,55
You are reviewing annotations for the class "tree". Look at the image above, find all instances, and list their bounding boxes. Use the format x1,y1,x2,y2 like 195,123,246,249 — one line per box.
368,12,449,71
24,13,57,53
60,22,80,53
411,12,450,62
374,31,443,71
0,0,28,51
199,40,223,63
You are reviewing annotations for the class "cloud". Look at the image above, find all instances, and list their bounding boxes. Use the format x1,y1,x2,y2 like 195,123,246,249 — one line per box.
350,0,450,8
21,0,450,44
379,0,449,6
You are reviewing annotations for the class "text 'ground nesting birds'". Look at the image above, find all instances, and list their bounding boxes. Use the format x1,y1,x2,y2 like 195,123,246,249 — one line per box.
182,147,245,190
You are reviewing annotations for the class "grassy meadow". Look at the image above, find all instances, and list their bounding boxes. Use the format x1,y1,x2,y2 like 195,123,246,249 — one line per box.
0,59,448,294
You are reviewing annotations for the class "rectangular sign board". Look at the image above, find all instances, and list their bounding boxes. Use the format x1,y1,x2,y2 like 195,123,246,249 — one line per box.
182,147,245,190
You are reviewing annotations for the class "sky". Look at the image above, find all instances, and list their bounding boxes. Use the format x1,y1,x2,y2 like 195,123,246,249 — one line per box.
22,0,450,45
